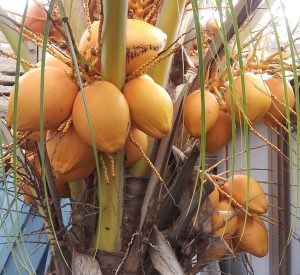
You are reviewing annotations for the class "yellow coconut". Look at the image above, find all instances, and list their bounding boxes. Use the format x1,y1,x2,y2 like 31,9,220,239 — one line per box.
24,2,47,34
72,81,130,153
264,76,295,126
125,127,148,167
222,174,268,214
23,2,62,39
37,56,71,74
206,110,232,153
78,19,167,75
226,73,271,123
126,19,167,75
7,67,78,131
212,199,238,237
184,90,219,137
46,125,95,181
54,161,95,183
78,21,102,75
209,184,220,209
123,75,173,138
234,215,268,257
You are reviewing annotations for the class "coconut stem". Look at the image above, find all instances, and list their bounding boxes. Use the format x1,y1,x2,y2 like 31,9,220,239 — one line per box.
93,0,127,252
150,0,186,87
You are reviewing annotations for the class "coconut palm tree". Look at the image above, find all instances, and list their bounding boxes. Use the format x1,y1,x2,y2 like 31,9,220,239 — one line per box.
0,0,299,274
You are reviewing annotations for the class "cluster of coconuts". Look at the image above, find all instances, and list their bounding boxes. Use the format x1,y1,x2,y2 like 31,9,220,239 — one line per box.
226,72,295,126
21,1,63,42
183,72,295,154
184,90,233,153
209,174,269,258
7,10,173,200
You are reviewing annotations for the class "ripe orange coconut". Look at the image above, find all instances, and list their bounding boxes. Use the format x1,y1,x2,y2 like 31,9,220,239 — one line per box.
184,90,219,137
226,73,271,123
37,56,71,74
206,110,232,153
222,174,268,214
264,76,295,126
24,1,47,34
123,75,173,138
23,2,62,39
46,126,96,182
126,19,167,75
7,67,78,131
72,81,130,153
125,127,148,167
212,199,238,237
78,19,167,75
54,161,95,183
234,215,268,257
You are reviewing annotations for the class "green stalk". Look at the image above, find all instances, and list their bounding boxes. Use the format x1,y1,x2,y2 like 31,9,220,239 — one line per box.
189,0,206,222
130,0,185,177
101,0,127,89
150,0,186,87
95,0,127,252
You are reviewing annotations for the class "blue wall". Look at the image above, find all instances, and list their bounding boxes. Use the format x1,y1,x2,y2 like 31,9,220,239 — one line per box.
0,175,50,275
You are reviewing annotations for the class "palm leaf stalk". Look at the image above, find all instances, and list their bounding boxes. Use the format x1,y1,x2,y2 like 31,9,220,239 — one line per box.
94,0,128,252
189,0,207,229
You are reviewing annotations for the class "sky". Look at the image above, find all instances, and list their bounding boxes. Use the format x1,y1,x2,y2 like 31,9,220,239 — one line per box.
0,0,28,14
